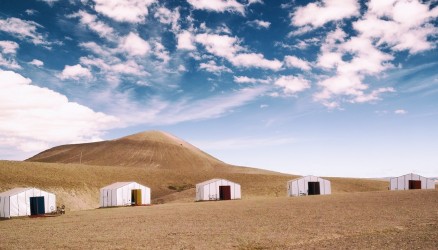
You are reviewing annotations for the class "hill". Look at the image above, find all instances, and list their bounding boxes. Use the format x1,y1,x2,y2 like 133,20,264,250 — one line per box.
26,130,228,171
0,130,390,211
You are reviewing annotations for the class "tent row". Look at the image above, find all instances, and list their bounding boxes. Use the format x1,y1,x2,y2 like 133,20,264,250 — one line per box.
1,173,435,218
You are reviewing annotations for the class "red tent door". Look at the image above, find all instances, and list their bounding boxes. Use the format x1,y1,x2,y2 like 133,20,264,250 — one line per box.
219,186,231,200
409,180,421,189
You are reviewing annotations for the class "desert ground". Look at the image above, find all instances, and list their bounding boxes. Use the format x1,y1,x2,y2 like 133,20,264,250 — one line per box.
1,190,437,249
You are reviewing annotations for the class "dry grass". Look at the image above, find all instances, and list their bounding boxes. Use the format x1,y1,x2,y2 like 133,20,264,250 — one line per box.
0,160,390,211
0,190,437,249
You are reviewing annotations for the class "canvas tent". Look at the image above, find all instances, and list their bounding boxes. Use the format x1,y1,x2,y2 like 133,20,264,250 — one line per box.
0,187,56,218
196,179,241,201
287,175,331,197
100,182,151,207
390,173,435,190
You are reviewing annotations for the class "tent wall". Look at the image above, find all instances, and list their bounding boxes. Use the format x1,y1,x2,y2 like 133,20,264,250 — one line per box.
0,188,56,218
196,179,241,201
390,173,435,190
287,176,331,197
100,182,151,207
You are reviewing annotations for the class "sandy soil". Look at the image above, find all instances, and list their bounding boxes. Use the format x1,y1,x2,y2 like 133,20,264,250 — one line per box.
1,190,436,249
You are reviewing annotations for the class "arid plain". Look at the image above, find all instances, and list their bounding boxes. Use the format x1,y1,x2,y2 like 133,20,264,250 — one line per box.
1,191,437,249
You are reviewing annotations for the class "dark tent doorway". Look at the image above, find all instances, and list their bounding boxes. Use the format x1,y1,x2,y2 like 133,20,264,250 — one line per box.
131,189,142,205
409,180,421,189
219,186,231,200
30,196,45,215
308,182,321,195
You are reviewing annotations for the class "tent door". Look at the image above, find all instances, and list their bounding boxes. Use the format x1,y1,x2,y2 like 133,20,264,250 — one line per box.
219,186,231,200
308,182,321,195
30,197,45,215
409,180,421,189
131,189,142,205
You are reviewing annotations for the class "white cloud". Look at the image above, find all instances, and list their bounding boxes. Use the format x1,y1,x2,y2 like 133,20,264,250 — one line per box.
118,32,150,56
0,54,21,69
178,65,187,72
38,0,59,6
247,0,263,5
352,87,395,103
313,25,396,107
177,30,196,50
29,59,44,67
68,11,115,39
288,26,314,36
354,0,438,54
292,0,360,27
229,53,283,71
247,20,271,29
260,104,268,108
195,33,282,71
152,41,170,63
93,0,156,23
199,60,232,74
109,86,268,126
25,9,38,15
195,33,241,59
187,0,245,15
154,7,180,33
0,41,19,54
78,41,149,83
274,75,310,95
0,41,20,69
0,17,49,46
0,69,118,152
59,64,92,80
395,109,407,115
233,76,270,84
284,55,311,71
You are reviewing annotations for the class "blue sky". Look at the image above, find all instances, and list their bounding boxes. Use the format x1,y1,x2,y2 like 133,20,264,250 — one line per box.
0,0,437,177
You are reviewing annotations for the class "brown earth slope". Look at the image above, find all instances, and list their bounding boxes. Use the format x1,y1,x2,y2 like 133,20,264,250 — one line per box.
0,130,391,211
26,130,229,171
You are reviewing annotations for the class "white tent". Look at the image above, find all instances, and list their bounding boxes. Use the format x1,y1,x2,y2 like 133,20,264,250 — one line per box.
0,187,56,218
287,175,331,197
196,179,241,201
100,182,151,207
390,173,435,190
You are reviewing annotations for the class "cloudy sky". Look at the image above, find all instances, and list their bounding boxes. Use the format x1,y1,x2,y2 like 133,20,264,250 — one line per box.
0,0,437,177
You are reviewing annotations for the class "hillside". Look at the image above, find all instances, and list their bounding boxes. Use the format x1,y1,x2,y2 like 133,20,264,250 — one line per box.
26,131,228,171
0,130,390,211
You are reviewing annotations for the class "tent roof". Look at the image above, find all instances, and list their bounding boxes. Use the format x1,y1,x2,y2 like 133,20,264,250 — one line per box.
288,175,328,183
393,173,430,179
0,187,53,197
101,182,139,190
196,178,238,186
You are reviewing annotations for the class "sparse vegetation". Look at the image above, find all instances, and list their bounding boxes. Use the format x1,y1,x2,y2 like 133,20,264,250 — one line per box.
167,183,195,192
0,191,436,249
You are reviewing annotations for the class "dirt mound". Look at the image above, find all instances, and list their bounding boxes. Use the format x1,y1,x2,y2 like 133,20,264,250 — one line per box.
26,130,227,171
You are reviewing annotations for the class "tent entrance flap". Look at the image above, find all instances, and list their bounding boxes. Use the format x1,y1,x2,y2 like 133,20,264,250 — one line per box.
219,186,231,200
308,182,321,195
409,180,421,189
30,196,45,215
131,189,142,205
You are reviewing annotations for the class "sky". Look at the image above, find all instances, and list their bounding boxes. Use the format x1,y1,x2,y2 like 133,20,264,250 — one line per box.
0,0,437,178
